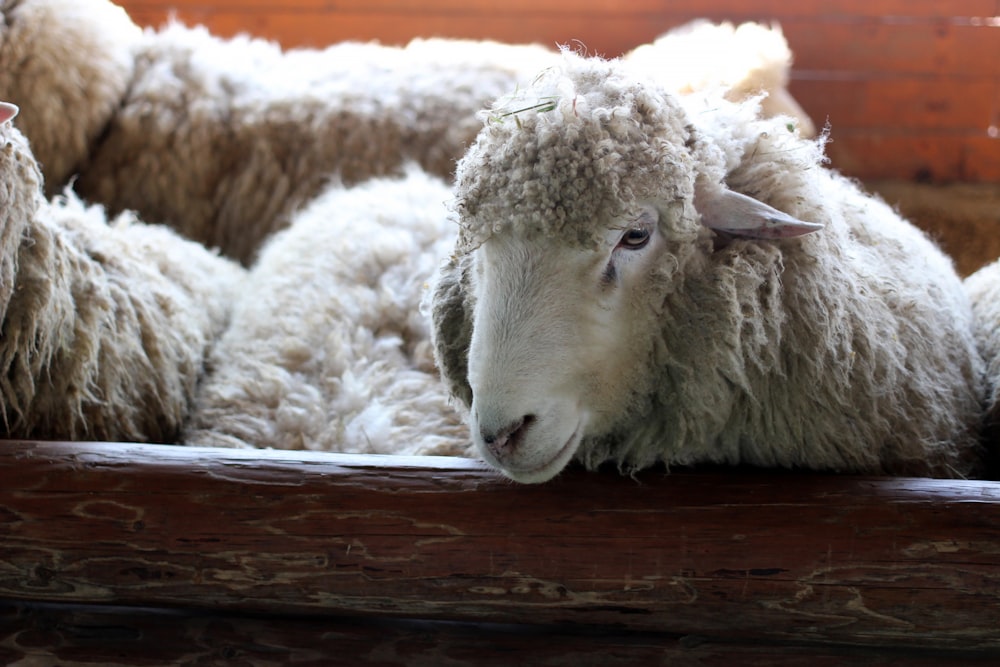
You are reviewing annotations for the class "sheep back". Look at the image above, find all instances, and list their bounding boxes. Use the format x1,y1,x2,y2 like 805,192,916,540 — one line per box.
183,167,470,456
0,0,140,193
624,19,816,136
75,24,553,265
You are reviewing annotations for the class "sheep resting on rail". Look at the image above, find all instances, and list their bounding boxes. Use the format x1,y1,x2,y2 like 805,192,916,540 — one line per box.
0,0,830,460
429,52,989,483
0,2,995,477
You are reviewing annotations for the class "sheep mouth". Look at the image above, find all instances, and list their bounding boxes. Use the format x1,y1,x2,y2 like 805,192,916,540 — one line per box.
502,424,583,484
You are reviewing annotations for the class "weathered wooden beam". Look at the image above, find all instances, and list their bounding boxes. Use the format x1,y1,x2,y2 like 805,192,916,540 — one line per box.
1,440,999,654
2,600,996,666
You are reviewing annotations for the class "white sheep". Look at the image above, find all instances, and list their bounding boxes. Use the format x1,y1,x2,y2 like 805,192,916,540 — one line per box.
0,102,245,443
428,52,986,483
965,260,1000,453
183,167,469,457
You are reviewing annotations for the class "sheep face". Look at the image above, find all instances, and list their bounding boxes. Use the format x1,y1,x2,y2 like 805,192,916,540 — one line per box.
444,62,706,483
466,203,675,482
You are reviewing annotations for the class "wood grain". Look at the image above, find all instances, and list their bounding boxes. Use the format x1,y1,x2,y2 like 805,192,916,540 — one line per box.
2,600,996,666
1,440,999,655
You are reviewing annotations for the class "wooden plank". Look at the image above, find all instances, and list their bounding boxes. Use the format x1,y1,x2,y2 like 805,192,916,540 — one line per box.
1,600,996,666
791,79,995,131
825,133,1000,182
1,440,1000,652
786,22,1000,77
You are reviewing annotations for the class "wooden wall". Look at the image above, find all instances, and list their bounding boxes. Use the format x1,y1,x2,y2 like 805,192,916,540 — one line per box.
117,0,1000,183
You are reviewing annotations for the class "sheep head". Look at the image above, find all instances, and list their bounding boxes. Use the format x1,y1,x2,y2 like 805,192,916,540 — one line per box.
431,54,820,483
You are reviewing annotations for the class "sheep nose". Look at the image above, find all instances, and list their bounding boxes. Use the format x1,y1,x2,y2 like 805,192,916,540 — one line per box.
481,415,534,459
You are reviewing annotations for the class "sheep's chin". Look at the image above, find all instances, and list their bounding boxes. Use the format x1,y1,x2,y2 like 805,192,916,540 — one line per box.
494,425,583,484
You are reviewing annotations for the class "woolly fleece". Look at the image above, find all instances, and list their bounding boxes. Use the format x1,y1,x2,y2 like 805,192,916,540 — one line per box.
0,0,817,268
431,52,986,478
0,114,245,442
183,168,469,457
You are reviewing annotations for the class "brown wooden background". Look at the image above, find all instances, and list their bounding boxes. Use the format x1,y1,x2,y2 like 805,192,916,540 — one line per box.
117,0,1000,184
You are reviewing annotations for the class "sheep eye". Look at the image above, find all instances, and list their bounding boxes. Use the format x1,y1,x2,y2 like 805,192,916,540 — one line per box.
618,227,651,250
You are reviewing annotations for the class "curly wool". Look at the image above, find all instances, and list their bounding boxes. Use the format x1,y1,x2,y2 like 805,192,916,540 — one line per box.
435,52,985,477
183,168,469,456
1,1,820,271
456,58,712,251
0,118,245,443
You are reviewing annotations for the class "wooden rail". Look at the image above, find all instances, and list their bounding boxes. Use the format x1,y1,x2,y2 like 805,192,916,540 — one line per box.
1,440,999,662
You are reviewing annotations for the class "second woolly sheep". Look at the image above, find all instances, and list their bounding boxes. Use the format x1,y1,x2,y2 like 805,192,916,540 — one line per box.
0,102,245,443
74,23,554,265
0,0,551,264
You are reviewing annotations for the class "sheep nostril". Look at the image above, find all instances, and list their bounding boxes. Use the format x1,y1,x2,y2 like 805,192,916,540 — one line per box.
482,415,536,458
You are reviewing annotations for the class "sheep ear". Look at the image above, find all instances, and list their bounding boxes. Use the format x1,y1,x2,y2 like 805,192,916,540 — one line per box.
694,182,823,239
428,251,476,409
0,102,19,124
